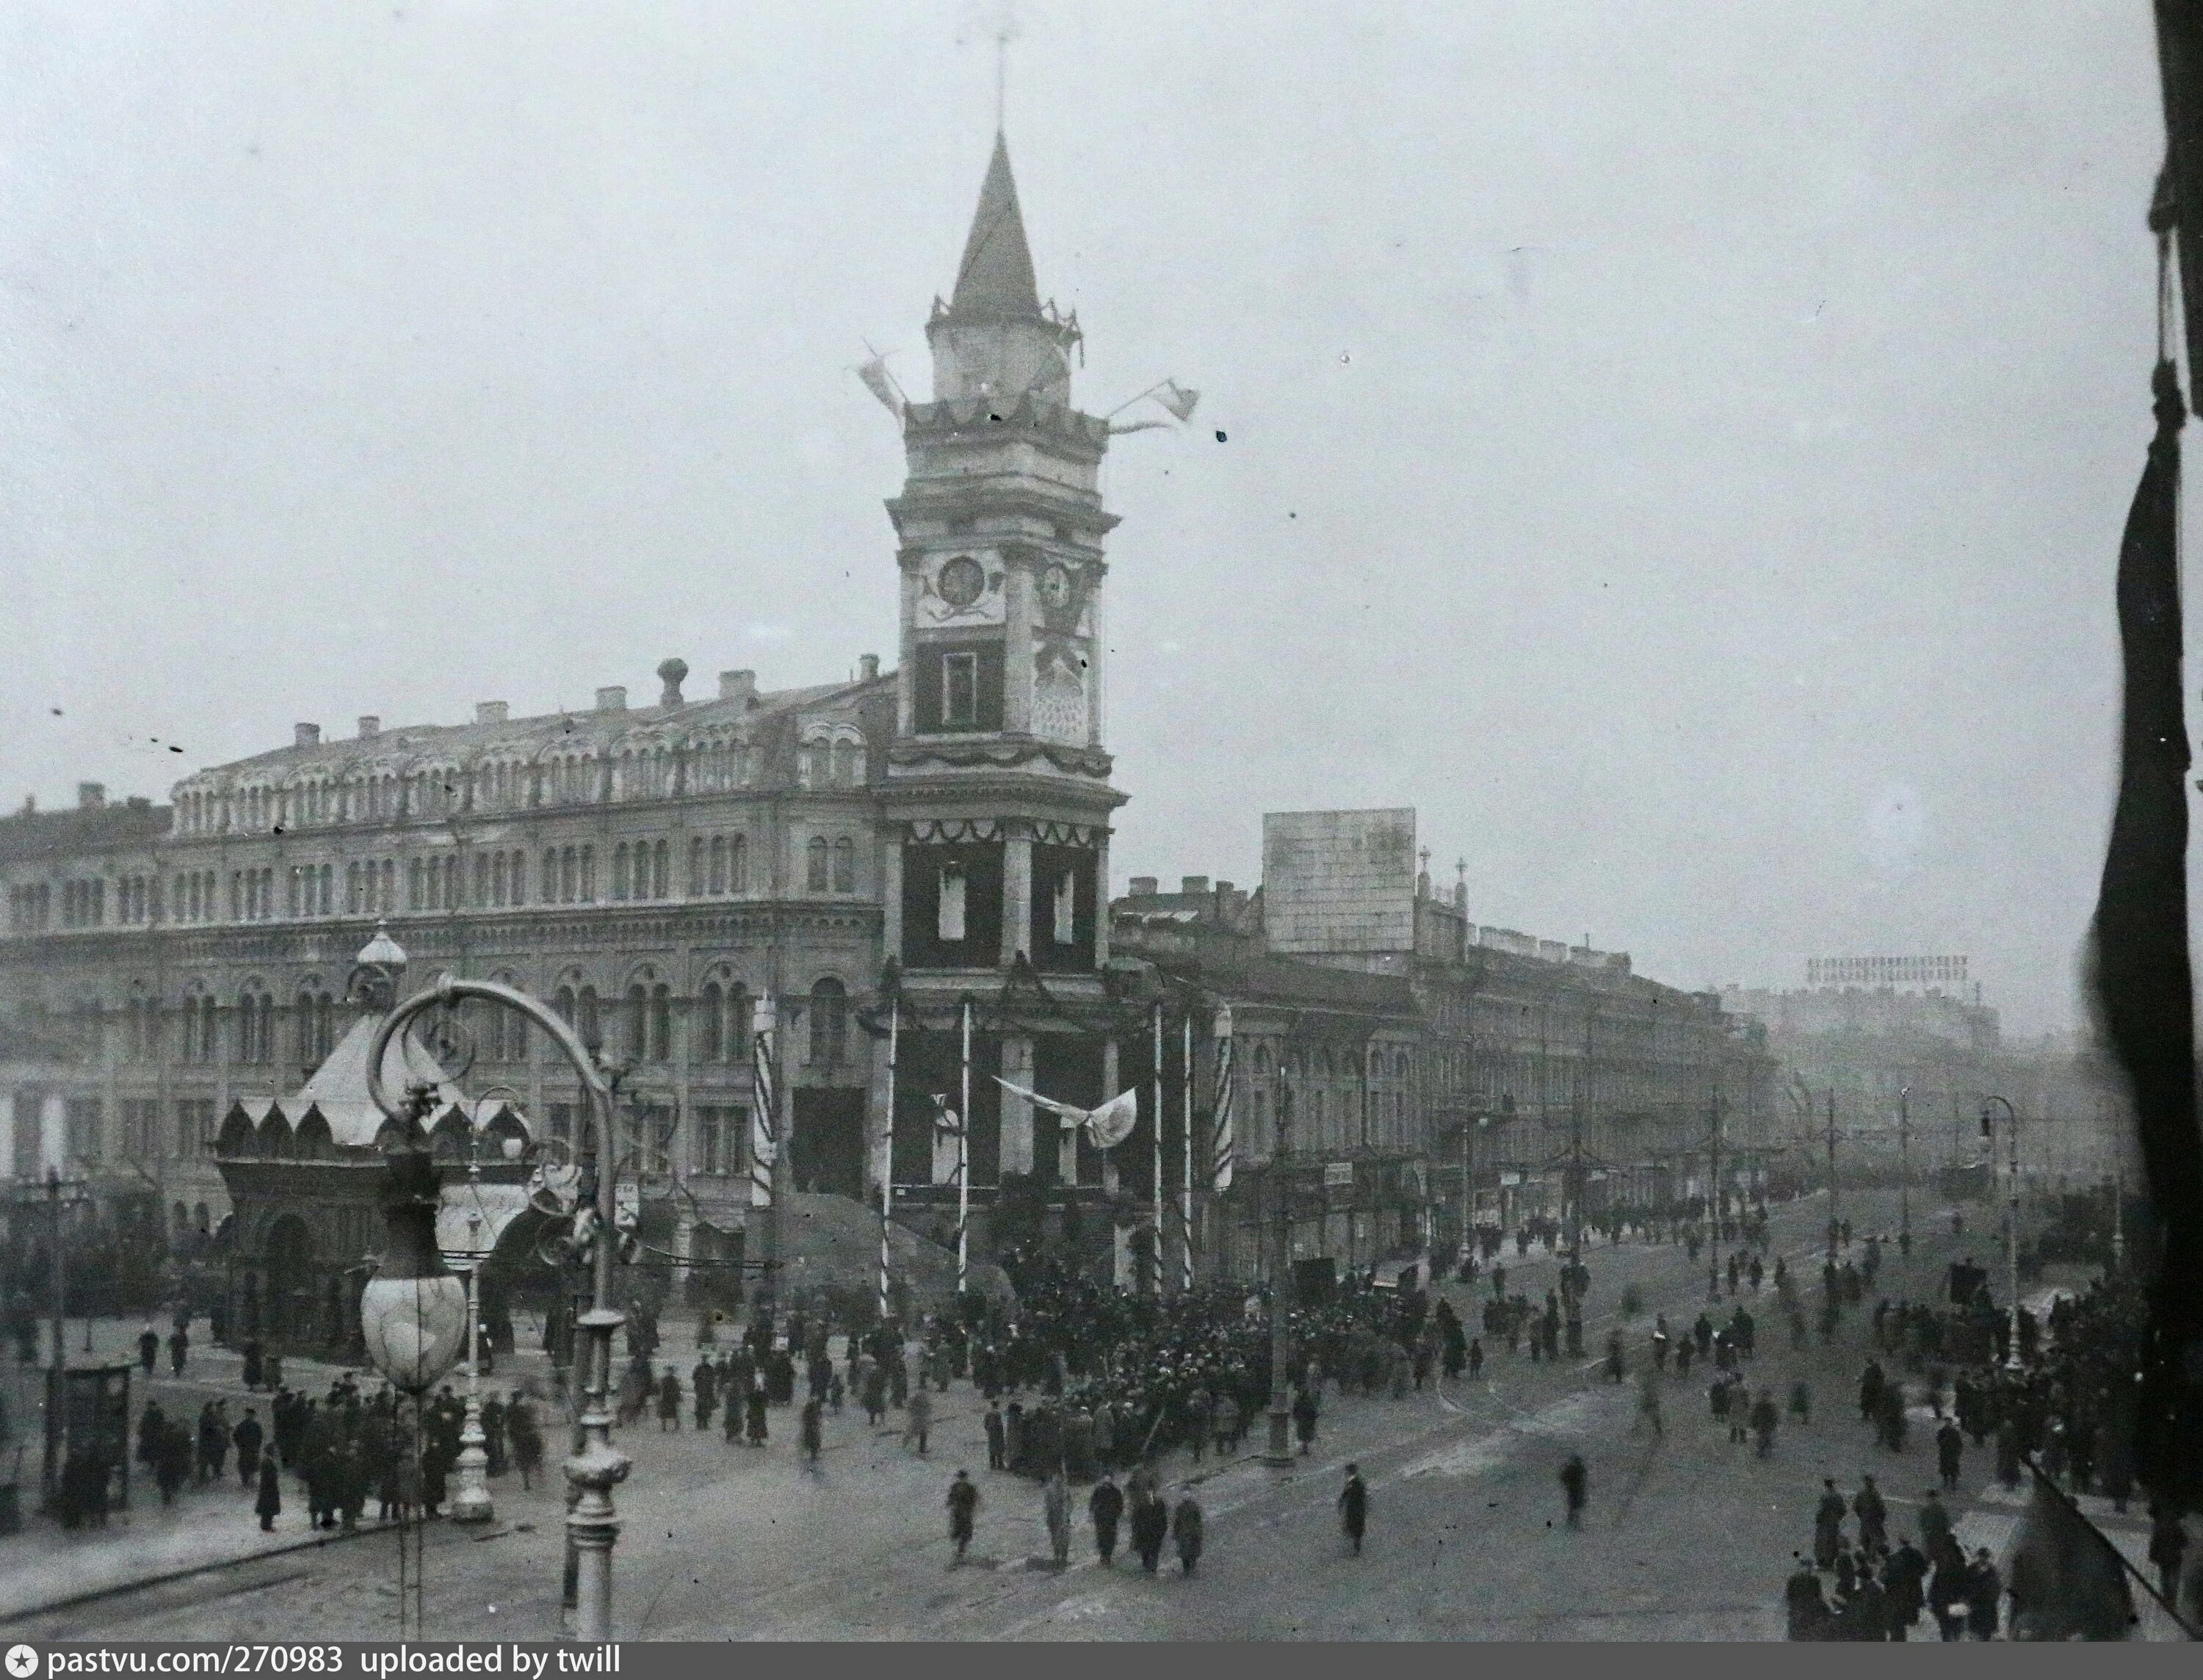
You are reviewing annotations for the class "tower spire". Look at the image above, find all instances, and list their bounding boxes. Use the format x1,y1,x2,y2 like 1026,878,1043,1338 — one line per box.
947,133,1041,319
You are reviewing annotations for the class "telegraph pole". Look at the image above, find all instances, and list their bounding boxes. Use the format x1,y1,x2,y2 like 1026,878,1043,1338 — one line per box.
1705,1087,1723,1302
1898,1087,1912,1276
46,1168,67,1511
1265,1065,1295,1466
1825,1089,1840,1261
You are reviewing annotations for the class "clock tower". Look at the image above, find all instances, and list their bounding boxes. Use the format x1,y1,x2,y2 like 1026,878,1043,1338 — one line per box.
875,132,1127,1205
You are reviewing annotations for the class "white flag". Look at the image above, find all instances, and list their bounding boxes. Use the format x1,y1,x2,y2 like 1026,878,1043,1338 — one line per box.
1158,379,1200,421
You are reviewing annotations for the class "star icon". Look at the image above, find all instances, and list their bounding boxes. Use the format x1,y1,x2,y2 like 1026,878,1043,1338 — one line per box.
7,1645,40,1679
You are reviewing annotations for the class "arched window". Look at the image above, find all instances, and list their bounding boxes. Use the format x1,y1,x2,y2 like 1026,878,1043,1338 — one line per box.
543,850,559,903
580,846,596,901
626,984,648,1060
689,837,704,897
729,833,748,894
806,836,830,893
831,836,855,894
727,982,751,1060
700,981,723,1062
809,978,847,1069
612,844,631,901
708,836,726,894
651,983,671,1061
832,739,859,786
576,986,600,1049
560,847,578,903
492,852,507,906
652,839,668,899
295,991,320,1066
508,851,526,904
554,985,576,1027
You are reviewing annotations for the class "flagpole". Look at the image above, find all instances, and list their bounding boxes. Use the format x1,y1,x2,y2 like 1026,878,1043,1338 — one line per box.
880,997,897,1325
1151,1001,1165,1299
958,999,972,1297
1182,1012,1195,1294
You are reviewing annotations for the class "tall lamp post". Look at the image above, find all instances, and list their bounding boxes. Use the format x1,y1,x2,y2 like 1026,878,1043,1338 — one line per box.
367,974,629,1641
1981,1096,2022,1369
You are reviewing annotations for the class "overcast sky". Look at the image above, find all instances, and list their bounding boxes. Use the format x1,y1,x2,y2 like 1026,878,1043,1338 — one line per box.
0,1,2169,1035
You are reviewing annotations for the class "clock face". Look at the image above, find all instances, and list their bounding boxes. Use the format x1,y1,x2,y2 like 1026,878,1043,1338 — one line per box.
1038,565,1072,612
938,555,985,610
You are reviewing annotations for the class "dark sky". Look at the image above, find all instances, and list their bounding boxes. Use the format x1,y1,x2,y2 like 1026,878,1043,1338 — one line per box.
0,2,2168,1034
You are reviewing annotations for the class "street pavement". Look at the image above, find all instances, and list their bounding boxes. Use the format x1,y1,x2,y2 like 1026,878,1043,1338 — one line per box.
1,1189,2141,1641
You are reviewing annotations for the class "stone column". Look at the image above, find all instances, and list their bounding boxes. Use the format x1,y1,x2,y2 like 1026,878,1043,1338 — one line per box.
1100,1039,1121,1196
881,833,904,967
1091,833,1111,966
999,1033,1035,1178
1004,831,1032,964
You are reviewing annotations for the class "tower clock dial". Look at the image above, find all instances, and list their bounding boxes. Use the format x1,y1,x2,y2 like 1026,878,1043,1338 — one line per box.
1037,563,1072,612
938,554,986,609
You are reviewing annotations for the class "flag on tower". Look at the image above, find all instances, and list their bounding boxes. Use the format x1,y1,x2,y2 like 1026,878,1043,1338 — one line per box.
1158,379,1200,421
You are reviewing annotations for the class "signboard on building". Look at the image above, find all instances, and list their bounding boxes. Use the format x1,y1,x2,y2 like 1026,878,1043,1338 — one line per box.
1323,1162,1355,1188
1806,955,1969,989
1262,808,1417,954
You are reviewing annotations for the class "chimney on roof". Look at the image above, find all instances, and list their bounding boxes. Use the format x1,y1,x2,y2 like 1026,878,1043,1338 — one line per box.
1182,875,1209,897
656,659,688,709
358,716,380,739
294,723,320,748
475,701,507,726
859,653,880,681
596,686,627,713
719,669,756,704
1129,876,1158,896
77,782,105,811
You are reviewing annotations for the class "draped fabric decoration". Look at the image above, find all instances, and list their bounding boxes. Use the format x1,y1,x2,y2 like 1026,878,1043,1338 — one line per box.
749,996,778,1209
991,1078,1138,1149
1210,1005,1236,1193
930,1095,964,1187
2088,190,2203,1507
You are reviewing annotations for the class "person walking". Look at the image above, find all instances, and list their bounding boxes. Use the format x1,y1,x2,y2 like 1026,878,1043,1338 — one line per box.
137,1325,159,1377
1963,1547,2001,1640
168,1323,189,1378
1751,1388,1778,1458
2149,1507,2188,1608
906,1385,933,1456
1559,1454,1588,1529
947,1469,980,1563
800,1396,824,1468
510,1397,543,1491
1918,1488,1953,1558
254,1452,283,1532
1292,1386,1319,1456
1339,1463,1369,1555
1172,1487,1205,1576
1635,1368,1663,1438
1132,1485,1170,1574
234,1408,264,1490
1813,1480,1847,1569
1855,1474,1889,1556
984,1400,1006,1471
745,1383,769,1447
1089,1472,1124,1565
656,1367,681,1431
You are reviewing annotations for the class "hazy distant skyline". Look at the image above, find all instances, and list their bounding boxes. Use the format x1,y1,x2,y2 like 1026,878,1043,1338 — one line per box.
0,2,2169,1034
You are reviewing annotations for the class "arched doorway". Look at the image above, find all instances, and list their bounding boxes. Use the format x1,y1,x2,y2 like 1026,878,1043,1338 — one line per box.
264,1214,318,1346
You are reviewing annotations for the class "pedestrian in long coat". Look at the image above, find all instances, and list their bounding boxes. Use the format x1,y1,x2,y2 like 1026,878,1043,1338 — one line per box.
1339,1464,1369,1554
1089,1474,1124,1564
800,1397,824,1467
137,1325,159,1376
168,1325,189,1377
234,1410,264,1489
1132,1490,1170,1573
255,1454,283,1532
745,1385,769,1447
906,1386,933,1455
1172,1490,1204,1575
1813,1480,1848,1568
1292,1388,1319,1455
657,1368,682,1430
1043,1470,1072,1567
694,1358,718,1430
947,1469,980,1562
1559,1454,1587,1529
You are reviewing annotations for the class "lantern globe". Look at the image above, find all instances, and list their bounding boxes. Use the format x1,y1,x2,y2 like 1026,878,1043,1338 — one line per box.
361,1121,469,1393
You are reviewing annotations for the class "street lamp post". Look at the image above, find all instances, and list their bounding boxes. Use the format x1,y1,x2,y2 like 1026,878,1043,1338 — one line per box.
449,1187,493,1525
368,975,629,1640
1982,1096,2022,1369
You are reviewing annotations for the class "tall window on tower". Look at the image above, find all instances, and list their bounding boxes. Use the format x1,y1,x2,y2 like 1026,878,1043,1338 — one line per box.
938,865,967,942
1029,844,1097,972
1052,870,1074,944
914,637,1005,734
943,653,977,727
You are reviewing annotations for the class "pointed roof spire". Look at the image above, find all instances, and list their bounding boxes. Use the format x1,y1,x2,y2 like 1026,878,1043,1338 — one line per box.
948,132,1041,319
